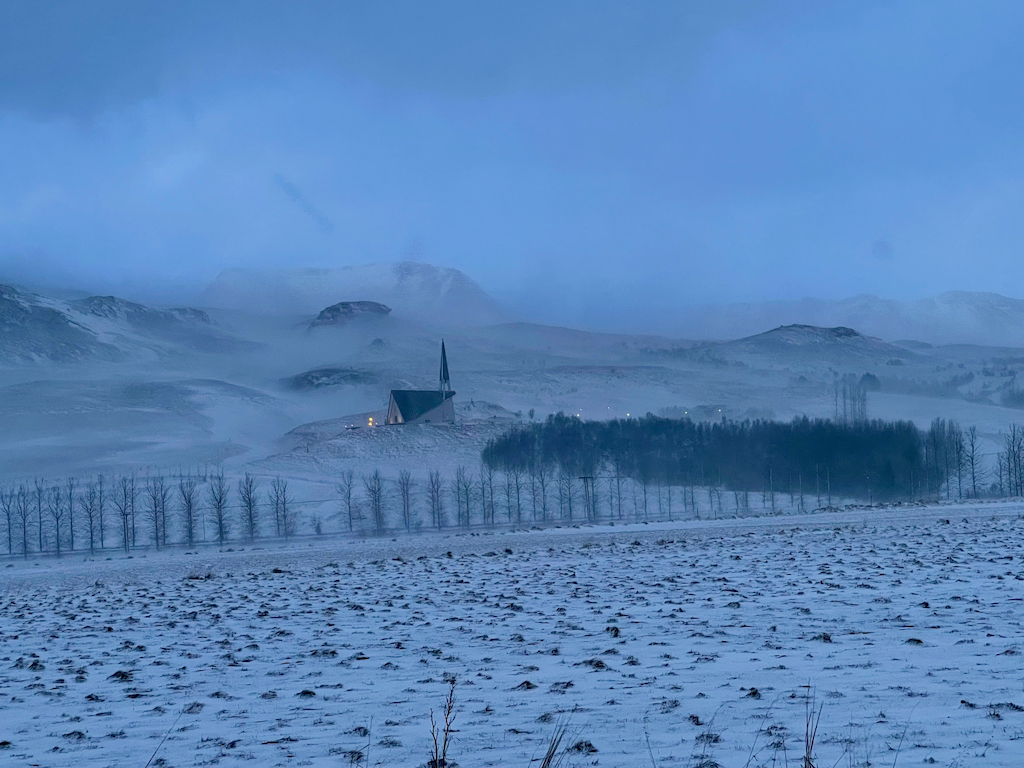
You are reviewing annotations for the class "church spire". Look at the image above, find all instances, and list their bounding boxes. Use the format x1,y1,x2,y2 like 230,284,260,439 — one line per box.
439,340,450,394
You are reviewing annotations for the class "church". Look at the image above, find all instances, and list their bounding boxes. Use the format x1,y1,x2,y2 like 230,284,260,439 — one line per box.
385,341,456,425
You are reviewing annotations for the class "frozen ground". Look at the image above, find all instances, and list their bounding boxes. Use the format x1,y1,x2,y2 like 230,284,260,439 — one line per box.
2,502,1022,767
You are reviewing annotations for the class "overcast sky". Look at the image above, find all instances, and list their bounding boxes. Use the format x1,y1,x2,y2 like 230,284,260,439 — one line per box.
1,1,1021,325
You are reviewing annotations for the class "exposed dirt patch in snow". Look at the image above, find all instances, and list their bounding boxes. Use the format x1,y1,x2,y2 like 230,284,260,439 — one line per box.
1,508,1021,766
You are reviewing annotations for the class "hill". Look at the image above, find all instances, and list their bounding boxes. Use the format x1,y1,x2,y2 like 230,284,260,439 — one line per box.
714,324,919,366
675,292,1024,347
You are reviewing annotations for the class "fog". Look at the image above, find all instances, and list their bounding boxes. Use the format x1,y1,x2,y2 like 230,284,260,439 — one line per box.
2,1,1022,331
4,8,1024,767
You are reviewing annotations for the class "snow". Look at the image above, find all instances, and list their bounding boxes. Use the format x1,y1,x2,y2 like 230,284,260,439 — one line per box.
2,503,1021,767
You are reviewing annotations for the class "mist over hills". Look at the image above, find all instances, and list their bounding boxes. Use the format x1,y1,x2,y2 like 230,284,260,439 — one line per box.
200,261,507,326
3,259,1021,368
672,292,1024,347
199,261,1020,346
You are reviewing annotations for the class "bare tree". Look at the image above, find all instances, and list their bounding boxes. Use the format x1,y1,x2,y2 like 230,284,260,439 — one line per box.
503,470,514,523
537,463,551,522
363,470,386,535
15,485,31,557
113,476,133,554
337,470,357,532
129,473,139,546
427,470,444,529
450,473,463,528
397,470,413,532
80,482,98,553
46,484,66,557
208,473,230,546
269,477,281,537
1,487,13,555
949,421,965,499
178,477,198,547
96,474,106,549
454,466,474,528
999,423,1023,497
460,467,474,527
558,469,578,521
509,466,524,523
270,477,295,538
146,476,169,549
34,478,45,553
965,426,985,498
481,462,497,526
65,477,77,552
238,473,260,541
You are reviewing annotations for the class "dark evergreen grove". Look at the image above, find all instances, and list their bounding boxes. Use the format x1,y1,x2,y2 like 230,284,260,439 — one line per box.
482,414,940,503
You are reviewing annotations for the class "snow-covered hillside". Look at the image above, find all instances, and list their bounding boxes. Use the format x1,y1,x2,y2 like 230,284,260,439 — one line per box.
0,285,247,364
675,292,1024,346
713,324,918,366
201,261,508,326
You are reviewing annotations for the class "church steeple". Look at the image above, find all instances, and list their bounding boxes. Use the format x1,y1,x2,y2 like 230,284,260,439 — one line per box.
439,340,451,394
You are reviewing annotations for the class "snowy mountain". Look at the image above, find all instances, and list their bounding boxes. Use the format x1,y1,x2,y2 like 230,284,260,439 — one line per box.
200,261,507,326
675,292,1024,347
0,284,246,364
0,284,123,362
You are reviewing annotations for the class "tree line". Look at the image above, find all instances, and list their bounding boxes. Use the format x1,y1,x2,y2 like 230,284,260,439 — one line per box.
482,413,1024,510
4,416,1021,556
0,472,296,558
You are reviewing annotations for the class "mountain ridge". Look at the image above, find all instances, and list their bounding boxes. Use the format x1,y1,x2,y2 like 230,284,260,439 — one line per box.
0,284,245,364
200,261,507,327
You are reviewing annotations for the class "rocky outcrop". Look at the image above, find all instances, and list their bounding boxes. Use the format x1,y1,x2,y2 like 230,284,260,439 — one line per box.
309,301,392,327
284,366,381,390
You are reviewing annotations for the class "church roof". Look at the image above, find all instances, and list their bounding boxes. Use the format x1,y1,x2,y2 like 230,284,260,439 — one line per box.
389,389,455,422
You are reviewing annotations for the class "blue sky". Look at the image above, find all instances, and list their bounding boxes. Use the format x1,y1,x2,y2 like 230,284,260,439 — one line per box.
0,1,1021,326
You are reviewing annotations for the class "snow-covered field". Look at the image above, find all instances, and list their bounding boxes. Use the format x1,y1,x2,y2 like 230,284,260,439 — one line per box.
2,503,1021,767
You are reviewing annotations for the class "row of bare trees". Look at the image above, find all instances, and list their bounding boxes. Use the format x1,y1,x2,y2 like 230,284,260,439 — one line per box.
998,423,1024,497
334,462,608,536
1,472,295,558
5,419,1022,554
926,418,1024,500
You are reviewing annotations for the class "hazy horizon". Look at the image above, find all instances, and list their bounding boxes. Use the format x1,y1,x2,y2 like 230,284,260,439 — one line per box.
2,1,1022,329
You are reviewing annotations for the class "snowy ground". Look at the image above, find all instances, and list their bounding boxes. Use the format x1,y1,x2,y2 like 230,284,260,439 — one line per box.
2,502,1022,768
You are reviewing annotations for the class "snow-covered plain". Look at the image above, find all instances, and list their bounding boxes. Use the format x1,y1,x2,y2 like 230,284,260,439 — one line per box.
2,503,1022,767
